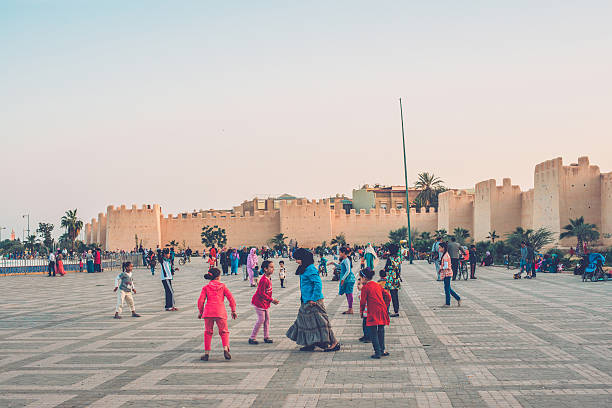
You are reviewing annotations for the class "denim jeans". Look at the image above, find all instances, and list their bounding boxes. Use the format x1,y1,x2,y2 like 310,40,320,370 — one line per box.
443,276,460,305
367,325,385,356
389,289,399,313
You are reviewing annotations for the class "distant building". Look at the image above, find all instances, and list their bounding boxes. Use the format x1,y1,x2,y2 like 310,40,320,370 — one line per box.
352,185,421,213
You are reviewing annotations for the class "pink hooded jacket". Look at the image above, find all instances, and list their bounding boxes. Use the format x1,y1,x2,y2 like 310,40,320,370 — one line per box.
197,280,236,319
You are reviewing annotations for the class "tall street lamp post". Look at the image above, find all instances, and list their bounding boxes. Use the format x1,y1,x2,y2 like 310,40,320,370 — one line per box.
22,214,30,238
399,98,413,264
0,226,5,241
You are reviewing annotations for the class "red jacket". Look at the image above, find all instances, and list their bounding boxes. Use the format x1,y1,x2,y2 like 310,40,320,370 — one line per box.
197,280,236,319
251,275,274,309
360,280,391,326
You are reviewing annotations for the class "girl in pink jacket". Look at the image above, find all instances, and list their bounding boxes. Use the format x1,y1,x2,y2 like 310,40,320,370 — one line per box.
197,268,237,361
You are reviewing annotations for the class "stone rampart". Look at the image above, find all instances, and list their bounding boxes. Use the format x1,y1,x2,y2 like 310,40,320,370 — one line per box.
474,178,522,241
104,204,162,251
331,207,437,246
601,172,612,245
437,190,474,235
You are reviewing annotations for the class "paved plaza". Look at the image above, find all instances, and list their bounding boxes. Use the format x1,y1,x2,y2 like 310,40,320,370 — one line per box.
0,259,610,407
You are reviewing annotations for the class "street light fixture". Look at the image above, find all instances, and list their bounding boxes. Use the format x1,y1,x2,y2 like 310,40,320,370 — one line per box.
399,98,413,264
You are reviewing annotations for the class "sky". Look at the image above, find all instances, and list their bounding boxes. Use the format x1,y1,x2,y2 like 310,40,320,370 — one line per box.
1,0,611,240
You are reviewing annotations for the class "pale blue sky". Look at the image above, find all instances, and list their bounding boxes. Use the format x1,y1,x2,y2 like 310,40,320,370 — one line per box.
1,0,611,239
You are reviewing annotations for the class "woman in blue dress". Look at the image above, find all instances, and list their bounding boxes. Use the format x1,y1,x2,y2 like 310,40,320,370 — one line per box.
338,247,355,314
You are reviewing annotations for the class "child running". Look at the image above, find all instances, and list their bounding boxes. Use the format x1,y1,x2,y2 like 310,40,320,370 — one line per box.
359,267,391,359
249,260,279,344
278,260,286,288
197,268,237,361
113,261,141,319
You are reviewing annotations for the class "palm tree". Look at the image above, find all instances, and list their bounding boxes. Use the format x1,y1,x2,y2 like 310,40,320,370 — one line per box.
434,229,448,240
388,227,408,244
166,240,180,248
315,240,328,256
60,209,83,252
420,231,431,240
414,173,446,208
330,233,346,248
560,216,600,254
268,233,287,252
506,227,554,252
453,227,470,245
24,235,39,254
486,230,500,243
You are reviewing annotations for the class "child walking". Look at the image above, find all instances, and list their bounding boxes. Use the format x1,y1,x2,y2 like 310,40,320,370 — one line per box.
249,260,279,344
197,268,237,361
278,260,286,288
359,267,391,359
113,261,141,319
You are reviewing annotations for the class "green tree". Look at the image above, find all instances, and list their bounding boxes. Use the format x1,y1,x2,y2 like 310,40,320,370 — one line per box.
453,227,470,245
420,231,431,240
414,172,447,208
24,235,40,254
36,222,54,251
434,229,448,240
315,241,328,256
201,225,227,248
388,227,408,244
268,233,287,252
0,239,25,256
60,209,83,252
330,233,346,248
486,230,500,243
560,216,600,254
506,227,554,253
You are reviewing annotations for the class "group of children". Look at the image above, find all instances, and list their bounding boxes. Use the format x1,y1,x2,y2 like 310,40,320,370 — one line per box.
112,254,390,361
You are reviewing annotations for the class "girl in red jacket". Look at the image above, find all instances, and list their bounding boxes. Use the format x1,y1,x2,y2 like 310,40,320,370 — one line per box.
197,268,237,361
359,267,391,359
249,260,279,345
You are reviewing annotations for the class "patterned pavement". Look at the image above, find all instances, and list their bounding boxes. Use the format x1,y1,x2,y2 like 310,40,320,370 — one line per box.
0,258,610,407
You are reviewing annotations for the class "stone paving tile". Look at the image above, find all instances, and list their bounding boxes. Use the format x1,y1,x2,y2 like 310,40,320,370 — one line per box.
0,259,610,407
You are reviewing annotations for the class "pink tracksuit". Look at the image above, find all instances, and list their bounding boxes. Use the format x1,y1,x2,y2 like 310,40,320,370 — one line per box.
197,280,236,350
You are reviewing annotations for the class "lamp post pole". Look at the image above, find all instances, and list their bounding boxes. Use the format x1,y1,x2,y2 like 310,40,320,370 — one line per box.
22,214,30,238
399,98,413,264
0,227,5,241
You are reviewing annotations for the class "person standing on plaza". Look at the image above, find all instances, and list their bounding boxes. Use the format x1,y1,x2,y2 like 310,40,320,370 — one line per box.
47,251,56,277
432,237,442,281
220,248,229,276
85,250,94,273
149,252,157,275
159,250,178,311
239,247,248,281
515,242,529,279
230,248,239,275
55,254,66,276
287,248,340,352
94,248,102,272
365,244,377,270
447,237,464,281
210,246,217,267
384,243,402,317
113,261,141,319
278,260,286,288
439,242,461,307
469,244,478,279
359,267,391,359
247,247,259,287
338,247,355,314
249,260,279,344
197,268,237,361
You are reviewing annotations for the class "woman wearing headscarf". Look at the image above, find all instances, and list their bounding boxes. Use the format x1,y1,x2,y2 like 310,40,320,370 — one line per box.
247,248,259,287
286,248,340,352
230,248,239,275
338,246,356,314
365,244,377,270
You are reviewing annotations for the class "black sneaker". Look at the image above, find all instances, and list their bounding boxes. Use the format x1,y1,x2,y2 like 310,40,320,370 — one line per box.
248,339,259,345
300,345,315,352
263,338,273,344
370,354,381,359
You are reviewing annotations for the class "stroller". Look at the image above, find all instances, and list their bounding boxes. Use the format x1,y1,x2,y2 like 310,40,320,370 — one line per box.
582,253,607,282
